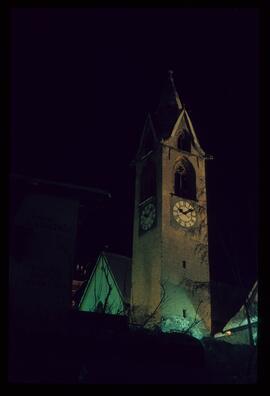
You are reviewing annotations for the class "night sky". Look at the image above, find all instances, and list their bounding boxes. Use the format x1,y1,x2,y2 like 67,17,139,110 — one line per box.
10,8,258,290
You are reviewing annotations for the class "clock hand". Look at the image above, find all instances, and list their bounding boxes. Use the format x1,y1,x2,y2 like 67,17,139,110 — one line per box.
178,208,190,216
183,208,194,215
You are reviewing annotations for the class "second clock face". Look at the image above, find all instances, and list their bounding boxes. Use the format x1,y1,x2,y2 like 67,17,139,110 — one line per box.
140,202,156,232
173,200,196,228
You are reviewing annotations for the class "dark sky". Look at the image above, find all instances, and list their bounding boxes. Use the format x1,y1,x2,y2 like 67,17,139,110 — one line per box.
10,8,259,289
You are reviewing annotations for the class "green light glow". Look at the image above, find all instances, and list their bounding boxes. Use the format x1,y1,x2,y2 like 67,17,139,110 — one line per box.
161,315,204,339
79,255,124,314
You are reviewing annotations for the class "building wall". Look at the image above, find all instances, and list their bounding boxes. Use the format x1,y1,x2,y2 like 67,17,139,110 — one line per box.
131,148,162,324
160,142,211,332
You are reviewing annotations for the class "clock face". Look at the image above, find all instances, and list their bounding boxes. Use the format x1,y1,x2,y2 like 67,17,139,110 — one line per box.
173,200,196,228
140,202,156,232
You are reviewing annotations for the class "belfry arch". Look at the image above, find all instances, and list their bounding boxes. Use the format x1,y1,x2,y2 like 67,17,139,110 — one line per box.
174,157,197,201
177,129,192,153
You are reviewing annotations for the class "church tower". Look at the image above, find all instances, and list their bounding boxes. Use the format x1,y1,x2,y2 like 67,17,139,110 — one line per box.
131,71,212,337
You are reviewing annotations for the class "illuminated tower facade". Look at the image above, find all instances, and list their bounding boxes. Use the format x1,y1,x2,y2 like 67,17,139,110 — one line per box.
131,71,211,336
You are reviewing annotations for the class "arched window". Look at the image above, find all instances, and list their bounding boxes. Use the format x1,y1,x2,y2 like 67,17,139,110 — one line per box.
140,161,156,202
174,159,196,201
177,130,191,153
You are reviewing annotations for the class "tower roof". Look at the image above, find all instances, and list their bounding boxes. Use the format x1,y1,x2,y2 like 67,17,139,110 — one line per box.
157,70,183,110
75,252,132,308
153,70,183,140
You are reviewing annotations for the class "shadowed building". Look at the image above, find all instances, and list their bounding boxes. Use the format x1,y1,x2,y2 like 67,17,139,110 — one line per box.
8,174,111,334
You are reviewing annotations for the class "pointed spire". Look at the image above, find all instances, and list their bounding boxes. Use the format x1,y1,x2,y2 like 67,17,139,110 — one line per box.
157,70,183,111
135,113,158,160
153,71,183,139
168,70,183,110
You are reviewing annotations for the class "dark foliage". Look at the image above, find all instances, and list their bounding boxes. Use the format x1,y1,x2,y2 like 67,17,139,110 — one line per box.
8,312,256,384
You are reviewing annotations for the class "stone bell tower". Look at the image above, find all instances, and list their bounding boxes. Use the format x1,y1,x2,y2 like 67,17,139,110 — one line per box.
131,71,212,337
